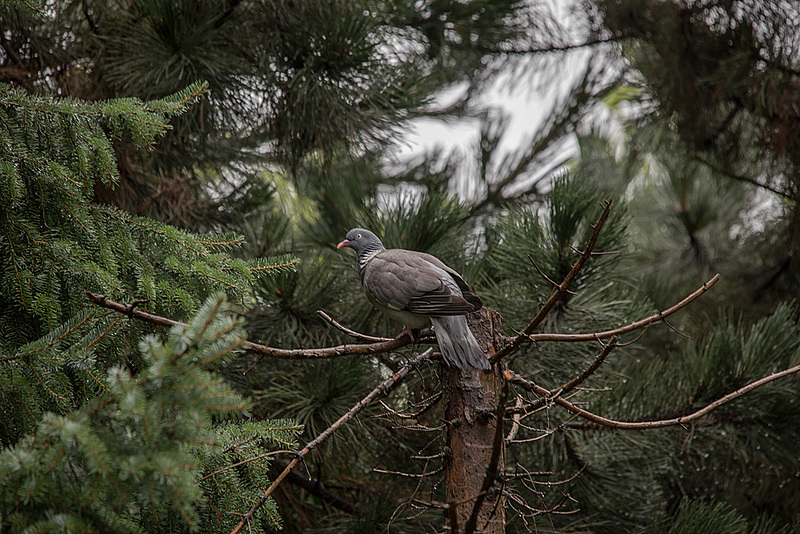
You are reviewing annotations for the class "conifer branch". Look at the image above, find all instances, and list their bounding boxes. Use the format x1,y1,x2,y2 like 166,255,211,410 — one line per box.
85,292,421,359
509,361,800,429
228,349,435,534
492,199,613,362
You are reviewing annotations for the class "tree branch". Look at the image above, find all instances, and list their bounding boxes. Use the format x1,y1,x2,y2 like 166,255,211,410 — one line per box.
481,34,630,56
694,155,796,201
316,309,392,342
509,361,800,429
85,292,419,359
526,274,719,343
228,348,435,534
492,199,613,362
510,337,619,418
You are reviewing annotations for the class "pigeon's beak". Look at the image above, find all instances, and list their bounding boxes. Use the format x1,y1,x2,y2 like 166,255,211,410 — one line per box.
336,239,350,249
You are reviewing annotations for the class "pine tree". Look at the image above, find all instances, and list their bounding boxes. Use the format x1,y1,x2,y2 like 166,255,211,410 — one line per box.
591,0,800,302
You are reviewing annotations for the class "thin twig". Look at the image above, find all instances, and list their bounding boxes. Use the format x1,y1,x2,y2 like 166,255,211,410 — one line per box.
411,451,446,461
528,254,575,294
227,349,435,534
555,338,617,396
504,347,609,430
694,155,795,201
196,450,293,482
509,361,800,429
569,245,620,256
481,34,630,55
663,318,693,339
316,310,392,342
377,391,443,420
373,465,444,478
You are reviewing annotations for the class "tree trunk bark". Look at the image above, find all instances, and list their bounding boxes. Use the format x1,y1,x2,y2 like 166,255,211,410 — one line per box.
444,308,505,533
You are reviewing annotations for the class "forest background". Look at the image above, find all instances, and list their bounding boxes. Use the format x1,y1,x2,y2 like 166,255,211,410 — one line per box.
2,0,800,532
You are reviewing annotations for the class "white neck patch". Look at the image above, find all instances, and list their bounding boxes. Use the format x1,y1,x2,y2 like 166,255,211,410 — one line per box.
358,248,381,269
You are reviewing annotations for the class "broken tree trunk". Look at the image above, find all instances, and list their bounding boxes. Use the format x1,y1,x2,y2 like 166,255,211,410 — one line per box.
444,307,506,533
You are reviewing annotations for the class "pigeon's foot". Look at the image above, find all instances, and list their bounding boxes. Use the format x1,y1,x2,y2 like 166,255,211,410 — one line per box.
396,327,421,343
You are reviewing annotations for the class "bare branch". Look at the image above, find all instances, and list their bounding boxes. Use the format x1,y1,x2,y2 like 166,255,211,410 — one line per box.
377,391,443,420
492,200,613,363
411,451,446,461
85,292,419,360
526,274,719,343
556,338,617,395
196,450,293,483
228,348,435,534
509,361,800,429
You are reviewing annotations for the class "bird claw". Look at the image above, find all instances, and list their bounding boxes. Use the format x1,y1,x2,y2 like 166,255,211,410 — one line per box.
396,327,419,343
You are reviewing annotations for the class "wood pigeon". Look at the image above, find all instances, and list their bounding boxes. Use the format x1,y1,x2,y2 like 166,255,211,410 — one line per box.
337,228,491,371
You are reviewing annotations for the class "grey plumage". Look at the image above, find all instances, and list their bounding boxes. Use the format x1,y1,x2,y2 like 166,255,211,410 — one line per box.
337,228,490,371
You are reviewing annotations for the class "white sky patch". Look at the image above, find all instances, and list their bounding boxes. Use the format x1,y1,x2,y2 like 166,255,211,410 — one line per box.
386,47,595,201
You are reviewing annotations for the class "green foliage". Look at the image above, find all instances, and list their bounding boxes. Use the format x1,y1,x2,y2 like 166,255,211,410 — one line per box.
0,295,300,533
598,0,799,170
642,501,748,534
2,0,534,224
5,0,800,532
193,420,302,533
0,83,296,445
483,173,637,339
551,305,800,532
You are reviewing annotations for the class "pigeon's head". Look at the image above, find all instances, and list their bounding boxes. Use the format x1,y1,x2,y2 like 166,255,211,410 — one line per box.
337,228,384,254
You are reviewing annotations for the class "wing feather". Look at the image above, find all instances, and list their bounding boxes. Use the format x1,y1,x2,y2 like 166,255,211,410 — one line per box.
362,250,482,316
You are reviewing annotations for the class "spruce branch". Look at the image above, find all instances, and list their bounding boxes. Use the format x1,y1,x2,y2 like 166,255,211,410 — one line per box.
228,348,435,534
508,361,800,429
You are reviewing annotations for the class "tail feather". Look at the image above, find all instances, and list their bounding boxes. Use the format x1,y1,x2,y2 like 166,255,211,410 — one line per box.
430,316,491,371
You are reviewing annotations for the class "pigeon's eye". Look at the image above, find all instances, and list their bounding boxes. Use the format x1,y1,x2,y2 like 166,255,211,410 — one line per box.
357,233,362,239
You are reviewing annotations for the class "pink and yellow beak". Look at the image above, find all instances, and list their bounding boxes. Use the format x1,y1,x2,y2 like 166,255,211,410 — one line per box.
337,239,350,249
